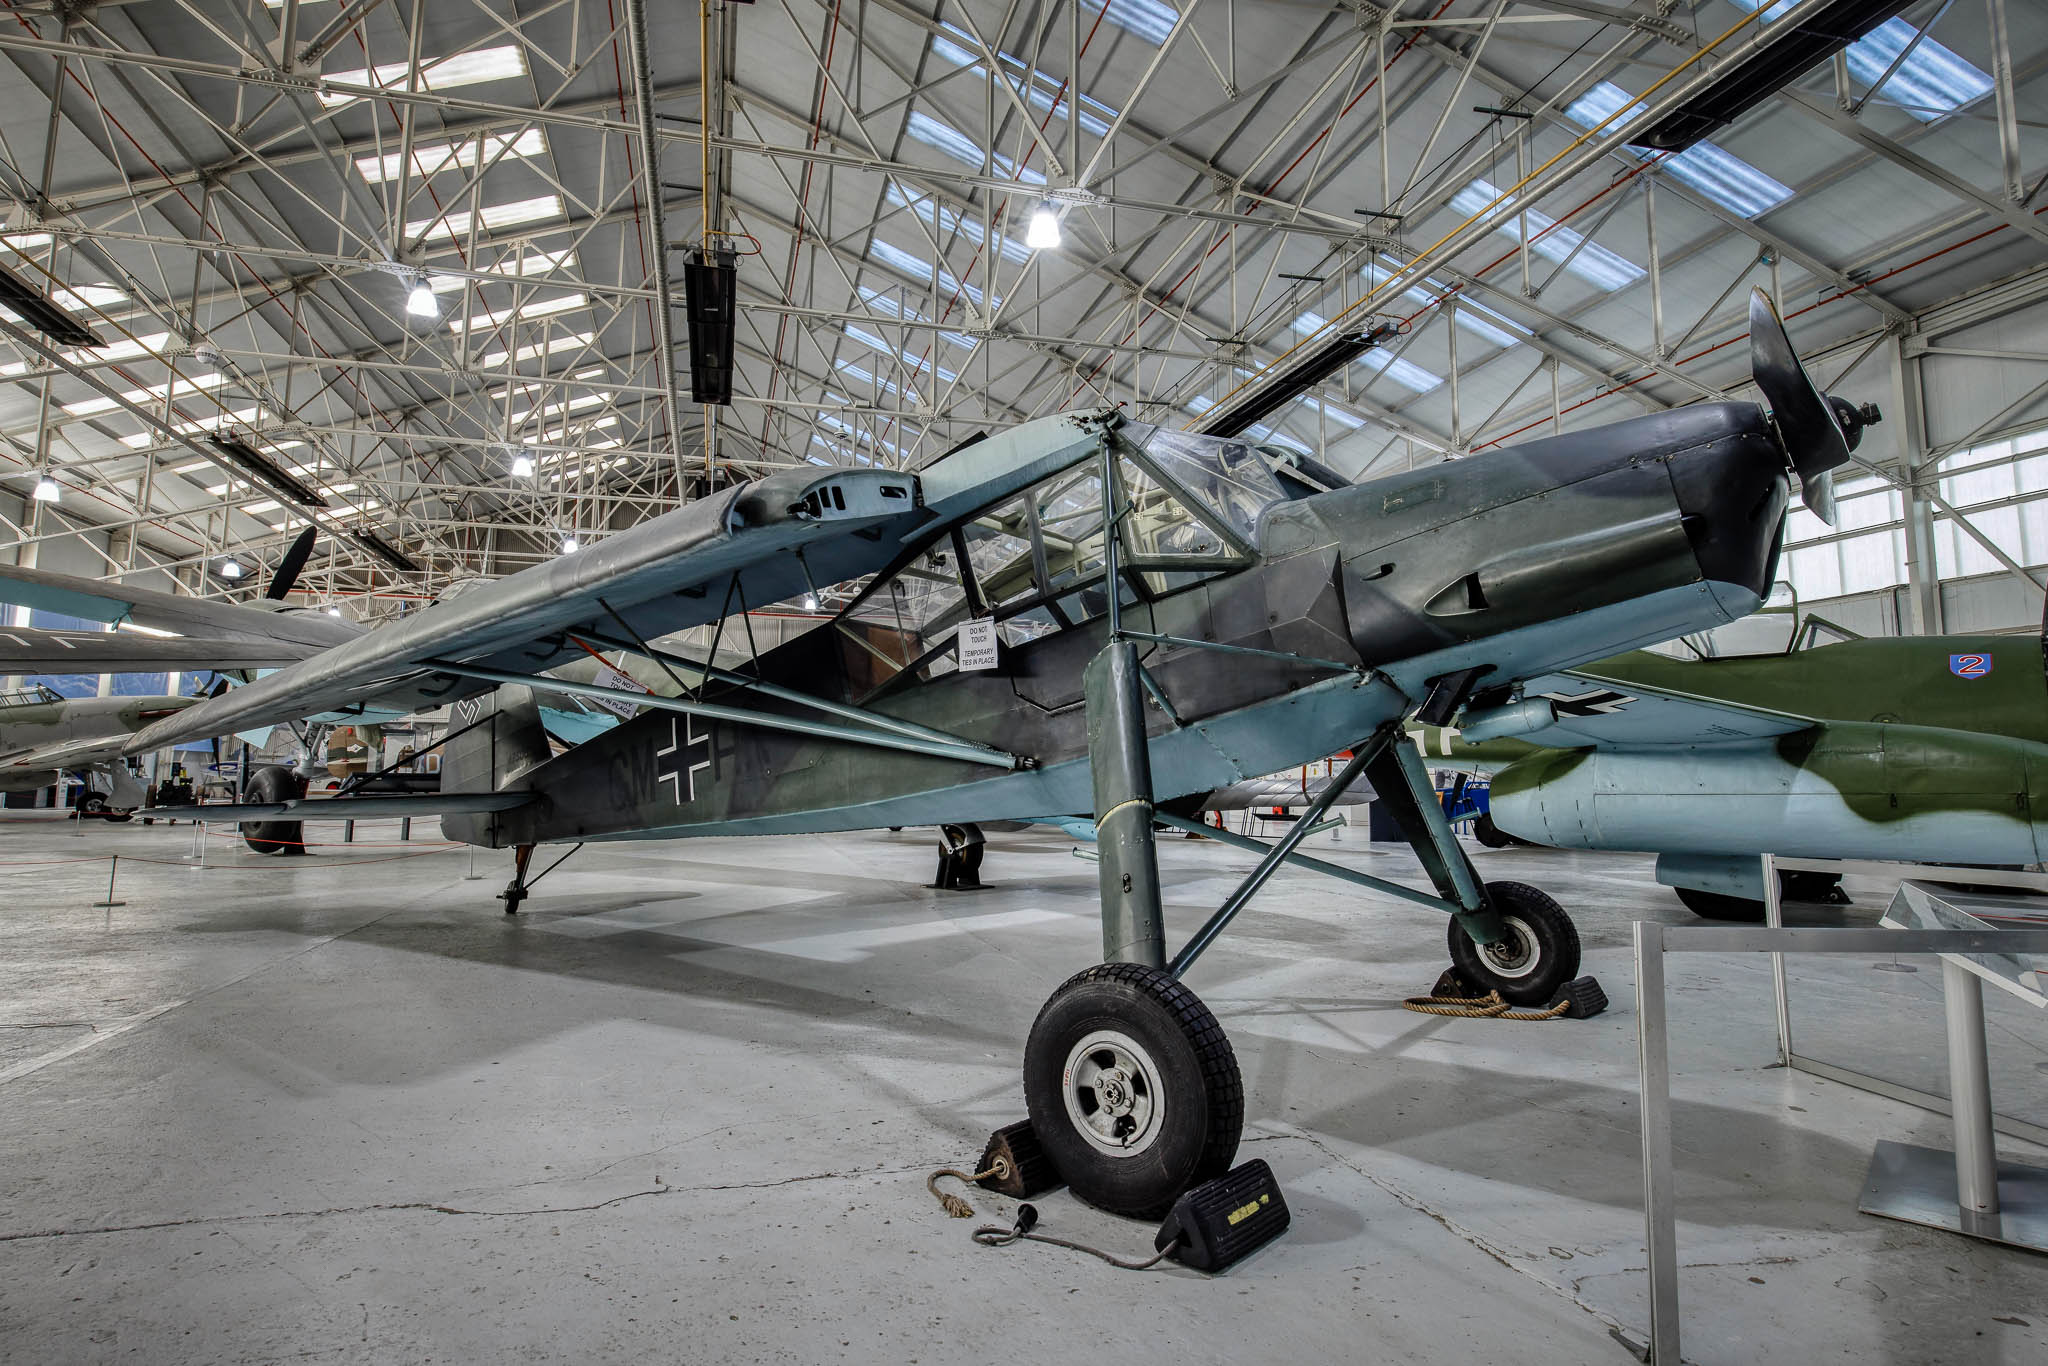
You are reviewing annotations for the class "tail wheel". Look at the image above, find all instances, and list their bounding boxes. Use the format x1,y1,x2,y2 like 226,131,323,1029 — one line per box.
1673,885,1764,922
1472,812,1513,849
1023,962,1242,1220
242,765,306,856
1448,881,1581,1006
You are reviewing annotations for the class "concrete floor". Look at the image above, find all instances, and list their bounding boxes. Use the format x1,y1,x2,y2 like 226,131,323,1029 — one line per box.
1,811,2044,1365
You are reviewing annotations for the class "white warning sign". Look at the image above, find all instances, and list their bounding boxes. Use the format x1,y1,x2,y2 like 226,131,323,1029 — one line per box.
957,617,999,671
591,662,650,718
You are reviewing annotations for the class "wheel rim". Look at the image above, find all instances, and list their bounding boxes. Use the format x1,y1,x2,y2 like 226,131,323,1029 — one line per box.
1061,1029,1166,1157
1480,913,1541,980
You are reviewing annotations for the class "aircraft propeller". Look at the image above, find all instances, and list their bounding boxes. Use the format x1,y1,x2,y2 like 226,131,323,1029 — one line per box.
1748,288,1879,526
264,526,319,602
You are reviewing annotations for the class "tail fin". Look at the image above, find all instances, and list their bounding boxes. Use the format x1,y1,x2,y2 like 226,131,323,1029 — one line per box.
440,685,552,846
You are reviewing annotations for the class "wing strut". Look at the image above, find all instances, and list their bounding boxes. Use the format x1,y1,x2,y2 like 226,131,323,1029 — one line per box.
567,627,1007,757
429,660,1029,771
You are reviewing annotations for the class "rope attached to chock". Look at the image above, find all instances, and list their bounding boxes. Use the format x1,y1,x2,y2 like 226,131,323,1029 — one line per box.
925,1161,1006,1218
1399,989,1572,1021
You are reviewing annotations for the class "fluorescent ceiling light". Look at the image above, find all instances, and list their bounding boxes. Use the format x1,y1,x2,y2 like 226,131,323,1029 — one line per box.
1565,81,1792,217
406,194,562,244
1450,179,1644,291
321,44,527,108
356,129,546,186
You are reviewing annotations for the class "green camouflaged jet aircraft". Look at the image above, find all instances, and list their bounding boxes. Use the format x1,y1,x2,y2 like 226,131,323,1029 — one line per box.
1416,616,2048,918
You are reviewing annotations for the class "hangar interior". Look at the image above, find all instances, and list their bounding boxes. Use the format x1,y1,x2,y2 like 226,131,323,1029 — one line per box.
2,1,2047,1362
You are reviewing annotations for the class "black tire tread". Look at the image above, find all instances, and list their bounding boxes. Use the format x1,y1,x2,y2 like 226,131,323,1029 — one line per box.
1026,961,1242,1218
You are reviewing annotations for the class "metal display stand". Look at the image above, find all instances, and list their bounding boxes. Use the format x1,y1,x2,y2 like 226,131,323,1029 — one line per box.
1762,854,2048,1146
1633,918,2048,1364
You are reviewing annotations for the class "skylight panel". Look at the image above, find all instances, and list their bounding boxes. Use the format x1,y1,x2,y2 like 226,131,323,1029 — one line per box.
884,186,1030,264
62,372,224,418
321,44,527,108
1727,4,1991,119
904,111,1045,185
1565,81,1791,217
841,325,959,384
406,194,562,243
1184,395,1309,453
929,24,1117,137
51,284,126,312
429,250,579,292
120,405,266,448
356,129,545,186
1357,350,1442,394
451,291,586,334
865,238,993,307
1084,0,1180,47
1450,179,1644,291
478,329,596,368
1295,395,1366,430
857,286,976,350
507,390,612,425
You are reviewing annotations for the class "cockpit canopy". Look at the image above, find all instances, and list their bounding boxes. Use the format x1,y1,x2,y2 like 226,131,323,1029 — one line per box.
827,423,1339,694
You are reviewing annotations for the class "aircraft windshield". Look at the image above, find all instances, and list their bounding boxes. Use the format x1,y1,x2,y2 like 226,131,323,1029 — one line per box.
1135,429,1292,543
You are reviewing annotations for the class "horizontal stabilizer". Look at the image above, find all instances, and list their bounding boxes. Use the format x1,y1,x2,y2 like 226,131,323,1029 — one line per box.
151,792,534,822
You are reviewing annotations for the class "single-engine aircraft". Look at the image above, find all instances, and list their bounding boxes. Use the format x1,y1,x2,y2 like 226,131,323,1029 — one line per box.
129,291,1871,1218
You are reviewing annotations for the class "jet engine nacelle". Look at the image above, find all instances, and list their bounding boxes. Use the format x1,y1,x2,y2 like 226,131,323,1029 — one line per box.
1488,722,2048,868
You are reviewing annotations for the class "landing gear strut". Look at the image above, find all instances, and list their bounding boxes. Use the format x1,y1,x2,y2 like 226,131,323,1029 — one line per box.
500,844,535,914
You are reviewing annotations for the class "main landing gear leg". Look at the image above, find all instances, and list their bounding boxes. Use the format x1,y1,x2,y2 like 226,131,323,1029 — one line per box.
1362,732,1580,1005
1022,641,1243,1219
500,843,535,914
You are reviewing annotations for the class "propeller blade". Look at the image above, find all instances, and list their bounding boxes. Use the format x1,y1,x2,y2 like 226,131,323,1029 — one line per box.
1749,288,1851,522
264,526,319,601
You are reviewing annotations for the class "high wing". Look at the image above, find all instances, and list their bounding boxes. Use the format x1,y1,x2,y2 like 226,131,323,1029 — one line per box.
1496,667,1816,748
0,626,321,674
127,411,1115,755
0,562,358,651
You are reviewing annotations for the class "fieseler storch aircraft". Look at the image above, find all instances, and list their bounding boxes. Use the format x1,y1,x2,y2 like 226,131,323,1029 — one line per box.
1416,601,2048,922
125,290,1871,1216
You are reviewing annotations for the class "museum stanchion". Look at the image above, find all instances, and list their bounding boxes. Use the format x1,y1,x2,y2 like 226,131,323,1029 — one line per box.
1631,917,2048,1364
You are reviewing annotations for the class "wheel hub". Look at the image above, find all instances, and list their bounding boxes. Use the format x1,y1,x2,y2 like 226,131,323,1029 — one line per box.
1061,1030,1166,1157
1481,914,1540,979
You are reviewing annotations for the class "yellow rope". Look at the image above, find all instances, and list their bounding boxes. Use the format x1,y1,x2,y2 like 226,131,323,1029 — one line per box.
1400,989,1571,1022
926,1160,1008,1219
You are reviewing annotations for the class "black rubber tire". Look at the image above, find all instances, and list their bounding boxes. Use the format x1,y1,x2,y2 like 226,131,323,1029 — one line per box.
1779,870,1845,904
104,810,132,824
1447,881,1582,1006
1673,885,1765,922
1023,962,1242,1220
1472,812,1513,849
78,793,107,816
242,765,306,856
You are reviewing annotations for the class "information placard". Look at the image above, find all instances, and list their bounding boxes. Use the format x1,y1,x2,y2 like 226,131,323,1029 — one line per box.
958,618,999,671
